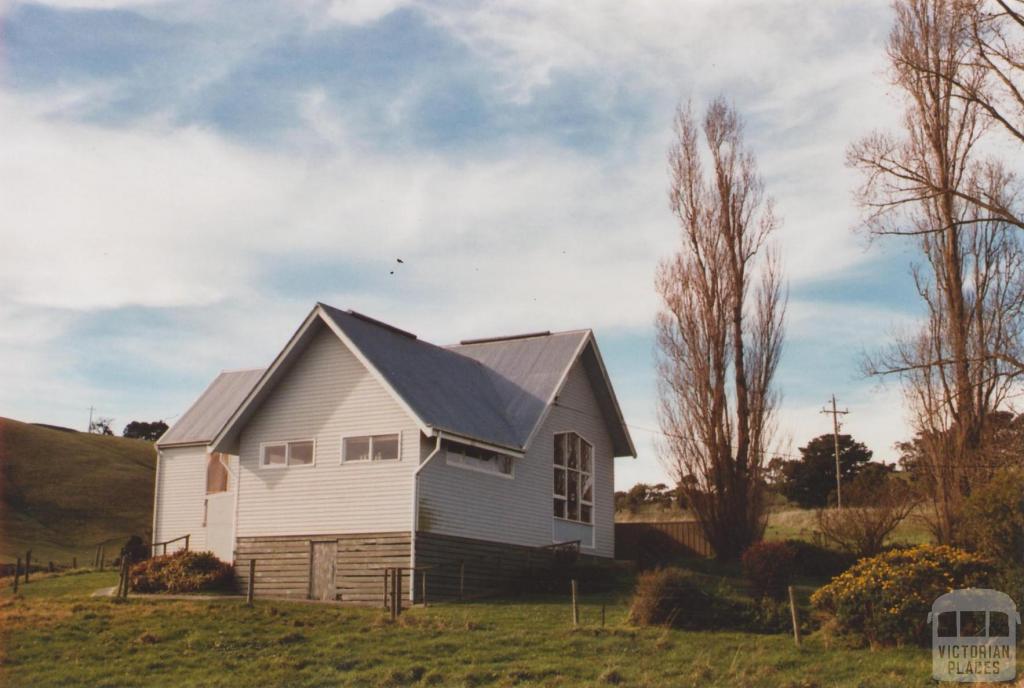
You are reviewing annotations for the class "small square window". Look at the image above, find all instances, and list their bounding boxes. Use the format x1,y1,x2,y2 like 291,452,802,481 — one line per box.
372,434,399,461
581,473,593,503
554,468,567,497
344,436,370,462
554,435,566,466
264,444,286,466
580,504,592,524
289,441,314,465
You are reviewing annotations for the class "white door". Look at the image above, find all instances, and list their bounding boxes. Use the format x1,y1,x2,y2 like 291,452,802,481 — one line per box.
205,492,235,562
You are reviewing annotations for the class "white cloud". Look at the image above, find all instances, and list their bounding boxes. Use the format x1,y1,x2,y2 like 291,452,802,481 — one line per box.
0,0,930,482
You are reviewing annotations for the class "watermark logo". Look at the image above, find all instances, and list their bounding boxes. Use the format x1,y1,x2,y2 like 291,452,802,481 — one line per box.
929,589,1019,683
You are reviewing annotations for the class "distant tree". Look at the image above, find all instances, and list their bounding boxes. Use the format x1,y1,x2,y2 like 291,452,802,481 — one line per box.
778,434,873,509
89,417,114,436
616,482,677,513
123,420,169,442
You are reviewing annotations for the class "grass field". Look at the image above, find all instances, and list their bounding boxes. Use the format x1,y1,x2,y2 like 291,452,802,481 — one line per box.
0,417,156,564
617,503,935,548
0,569,972,688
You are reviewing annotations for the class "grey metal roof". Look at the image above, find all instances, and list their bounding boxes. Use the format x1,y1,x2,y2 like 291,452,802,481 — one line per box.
319,305,524,448
447,331,589,447
157,368,264,447
197,303,635,457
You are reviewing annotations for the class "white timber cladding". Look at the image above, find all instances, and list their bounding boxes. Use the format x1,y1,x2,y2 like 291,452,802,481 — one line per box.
153,446,209,553
416,357,615,558
235,325,420,537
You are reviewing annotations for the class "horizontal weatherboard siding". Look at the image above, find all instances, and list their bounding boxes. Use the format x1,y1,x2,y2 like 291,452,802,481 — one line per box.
235,324,420,537
153,446,208,553
416,358,615,557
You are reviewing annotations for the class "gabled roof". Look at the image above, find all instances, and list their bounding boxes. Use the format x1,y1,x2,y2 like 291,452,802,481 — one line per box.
184,303,634,457
157,368,264,447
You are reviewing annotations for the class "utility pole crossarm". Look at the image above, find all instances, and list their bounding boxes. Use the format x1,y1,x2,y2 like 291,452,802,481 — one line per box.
820,394,849,509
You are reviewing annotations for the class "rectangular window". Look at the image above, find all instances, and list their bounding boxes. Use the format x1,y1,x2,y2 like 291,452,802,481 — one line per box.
264,443,287,466
444,439,513,477
261,440,315,467
553,432,593,524
371,434,399,461
342,434,400,462
206,453,230,494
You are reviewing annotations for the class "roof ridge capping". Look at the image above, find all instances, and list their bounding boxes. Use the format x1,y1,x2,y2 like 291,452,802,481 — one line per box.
340,308,417,340
459,331,554,345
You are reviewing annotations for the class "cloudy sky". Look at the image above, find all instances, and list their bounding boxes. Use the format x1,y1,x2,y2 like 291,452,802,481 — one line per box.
1,0,927,488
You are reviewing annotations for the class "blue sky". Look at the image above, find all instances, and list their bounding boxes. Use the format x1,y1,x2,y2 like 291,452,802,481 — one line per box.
1,0,927,488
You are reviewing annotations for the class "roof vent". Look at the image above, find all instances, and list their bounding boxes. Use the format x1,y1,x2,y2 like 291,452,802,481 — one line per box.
459,331,551,345
346,310,418,339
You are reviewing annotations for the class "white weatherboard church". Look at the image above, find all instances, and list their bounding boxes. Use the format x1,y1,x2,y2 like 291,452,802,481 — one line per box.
152,303,635,603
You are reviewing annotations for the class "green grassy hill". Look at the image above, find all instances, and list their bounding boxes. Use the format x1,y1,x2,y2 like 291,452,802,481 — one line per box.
0,417,156,565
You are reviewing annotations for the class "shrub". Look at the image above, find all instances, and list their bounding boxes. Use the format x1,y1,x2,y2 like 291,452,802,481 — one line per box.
783,540,855,580
628,567,740,629
811,544,994,646
815,475,917,557
959,468,1024,565
120,535,149,566
741,541,797,600
130,550,233,594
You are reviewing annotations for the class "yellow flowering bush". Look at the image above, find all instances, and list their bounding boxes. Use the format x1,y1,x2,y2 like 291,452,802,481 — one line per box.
810,544,994,646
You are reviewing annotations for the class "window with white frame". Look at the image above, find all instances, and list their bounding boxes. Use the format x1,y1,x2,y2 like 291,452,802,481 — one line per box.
261,440,314,467
206,453,230,493
342,434,400,462
553,432,593,524
444,439,513,477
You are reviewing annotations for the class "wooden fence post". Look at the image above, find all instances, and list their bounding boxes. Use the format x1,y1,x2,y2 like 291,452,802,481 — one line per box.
571,579,579,627
94,545,101,569
48,561,54,573
788,586,801,647
421,571,427,608
246,559,255,606
390,569,401,620
24,550,31,583
98,546,105,572
72,556,77,570
13,557,21,594
184,534,190,552
459,560,465,601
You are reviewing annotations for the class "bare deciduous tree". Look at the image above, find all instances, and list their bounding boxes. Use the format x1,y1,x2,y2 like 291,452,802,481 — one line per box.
816,476,919,558
655,98,786,561
851,0,1024,542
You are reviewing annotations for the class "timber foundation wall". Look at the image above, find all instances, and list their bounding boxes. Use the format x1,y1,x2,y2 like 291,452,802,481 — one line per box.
413,531,607,601
235,532,411,605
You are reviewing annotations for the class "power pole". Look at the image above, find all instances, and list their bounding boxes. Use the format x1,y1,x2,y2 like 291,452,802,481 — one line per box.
820,395,849,508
